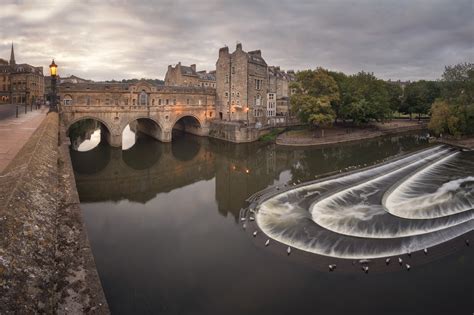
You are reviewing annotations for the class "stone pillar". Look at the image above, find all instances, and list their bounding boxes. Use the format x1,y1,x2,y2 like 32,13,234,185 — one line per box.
100,125,122,147
160,129,172,142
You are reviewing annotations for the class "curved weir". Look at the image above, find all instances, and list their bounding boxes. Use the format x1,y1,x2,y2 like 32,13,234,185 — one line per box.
253,145,474,259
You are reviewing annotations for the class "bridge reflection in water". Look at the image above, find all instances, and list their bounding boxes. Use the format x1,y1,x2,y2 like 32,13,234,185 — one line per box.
69,128,474,315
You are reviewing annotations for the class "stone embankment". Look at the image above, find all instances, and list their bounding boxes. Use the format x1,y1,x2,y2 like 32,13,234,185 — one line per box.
436,137,474,150
0,112,109,314
276,120,427,147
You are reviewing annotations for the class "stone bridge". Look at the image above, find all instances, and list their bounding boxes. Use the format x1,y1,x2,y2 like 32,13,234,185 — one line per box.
59,80,217,147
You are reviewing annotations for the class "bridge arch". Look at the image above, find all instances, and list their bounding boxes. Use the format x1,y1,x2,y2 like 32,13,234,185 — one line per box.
122,116,167,145
172,114,205,138
67,117,115,150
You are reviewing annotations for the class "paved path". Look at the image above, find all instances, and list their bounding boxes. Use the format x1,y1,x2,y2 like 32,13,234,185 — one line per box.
0,105,48,172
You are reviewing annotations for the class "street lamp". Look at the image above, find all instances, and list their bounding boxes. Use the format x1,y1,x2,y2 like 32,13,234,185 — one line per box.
49,59,58,112
245,106,249,125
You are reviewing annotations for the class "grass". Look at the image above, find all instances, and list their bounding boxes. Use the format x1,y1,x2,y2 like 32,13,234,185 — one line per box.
259,128,285,142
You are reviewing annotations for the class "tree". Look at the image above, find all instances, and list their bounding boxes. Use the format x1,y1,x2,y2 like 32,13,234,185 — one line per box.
428,63,474,137
341,72,391,124
290,68,339,134
402,81,440,120
328,71,350,123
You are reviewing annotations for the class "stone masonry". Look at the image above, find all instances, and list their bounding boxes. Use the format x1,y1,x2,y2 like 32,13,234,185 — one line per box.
0,112,109,314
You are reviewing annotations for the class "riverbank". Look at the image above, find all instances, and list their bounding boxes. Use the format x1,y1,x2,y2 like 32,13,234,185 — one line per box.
276,120,427,147
436,137,474,150
0,112,109,314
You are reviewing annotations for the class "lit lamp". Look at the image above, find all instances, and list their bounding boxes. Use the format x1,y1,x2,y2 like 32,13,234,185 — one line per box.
245,106,249,124
49,59,58,112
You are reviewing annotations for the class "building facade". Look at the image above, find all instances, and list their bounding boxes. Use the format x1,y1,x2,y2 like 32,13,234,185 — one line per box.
268,66,295,117
0,44,44,104
165,62,216,88
216,43,269,124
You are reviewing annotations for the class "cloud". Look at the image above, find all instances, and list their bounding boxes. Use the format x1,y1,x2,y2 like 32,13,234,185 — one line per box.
0,0,472,81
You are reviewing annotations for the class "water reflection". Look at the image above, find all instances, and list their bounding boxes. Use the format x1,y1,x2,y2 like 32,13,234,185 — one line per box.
72,131,432,221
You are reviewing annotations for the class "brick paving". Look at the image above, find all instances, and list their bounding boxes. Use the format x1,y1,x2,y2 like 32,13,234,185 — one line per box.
0,105,48,173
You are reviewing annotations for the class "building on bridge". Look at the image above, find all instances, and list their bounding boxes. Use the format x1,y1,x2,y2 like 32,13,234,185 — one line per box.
59,79,216,146
0,43,44,105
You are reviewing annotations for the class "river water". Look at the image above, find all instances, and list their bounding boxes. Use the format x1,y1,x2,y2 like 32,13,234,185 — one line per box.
70,127,474,315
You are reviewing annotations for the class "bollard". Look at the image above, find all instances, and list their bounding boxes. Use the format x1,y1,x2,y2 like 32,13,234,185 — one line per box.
16,105,18,118
24,104,27,114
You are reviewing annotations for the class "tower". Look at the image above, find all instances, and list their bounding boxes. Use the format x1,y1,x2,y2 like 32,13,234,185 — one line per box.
10,42,15,66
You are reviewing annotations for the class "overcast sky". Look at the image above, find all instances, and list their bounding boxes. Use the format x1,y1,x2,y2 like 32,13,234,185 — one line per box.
0,0,472,81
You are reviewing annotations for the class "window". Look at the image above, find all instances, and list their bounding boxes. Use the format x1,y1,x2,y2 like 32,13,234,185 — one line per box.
225,92,229,98
166,99,169,105
187,99,190,105
173,99,177,105
231,66,235,74
255,94,261,106
225,74,229,83
237,92,240,98
133,99,136,105
159,99,162,105
63,95,72,106
152,99,155,106
139,91,148,105
198,99,202,105
86,97,91,106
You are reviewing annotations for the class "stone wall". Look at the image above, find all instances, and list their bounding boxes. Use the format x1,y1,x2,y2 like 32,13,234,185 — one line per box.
0,113,109,314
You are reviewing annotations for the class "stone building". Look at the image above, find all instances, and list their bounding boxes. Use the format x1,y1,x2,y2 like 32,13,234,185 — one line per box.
268,66,295,117
165,62,216,88
0,43,44,104
216,43,269,124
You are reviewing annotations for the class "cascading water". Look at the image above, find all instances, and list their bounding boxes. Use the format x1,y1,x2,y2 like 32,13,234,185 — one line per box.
253,145,474,259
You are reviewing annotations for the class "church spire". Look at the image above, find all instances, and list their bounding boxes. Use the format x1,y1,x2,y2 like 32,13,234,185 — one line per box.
10,42,15,66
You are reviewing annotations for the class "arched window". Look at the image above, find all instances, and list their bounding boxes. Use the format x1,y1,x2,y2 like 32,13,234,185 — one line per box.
139,91,148,106
63,95,73,106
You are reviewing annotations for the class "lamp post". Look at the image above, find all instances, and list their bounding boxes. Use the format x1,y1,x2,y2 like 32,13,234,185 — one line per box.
245,106,249,125
49,59,58,113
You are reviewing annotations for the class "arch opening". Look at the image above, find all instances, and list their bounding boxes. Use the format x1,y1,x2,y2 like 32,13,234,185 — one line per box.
122,118,164,150
67,118,112,152
172,115,203,139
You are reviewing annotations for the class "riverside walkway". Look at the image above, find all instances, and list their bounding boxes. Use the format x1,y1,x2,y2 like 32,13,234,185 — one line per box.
0,104,47,172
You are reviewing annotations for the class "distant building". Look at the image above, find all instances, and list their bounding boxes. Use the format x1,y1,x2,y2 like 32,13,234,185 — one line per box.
165,62,216,88
60,75,92,84
0,43,44,104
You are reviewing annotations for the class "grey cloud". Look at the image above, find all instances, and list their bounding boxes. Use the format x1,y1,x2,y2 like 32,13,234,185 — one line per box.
0,0,472,81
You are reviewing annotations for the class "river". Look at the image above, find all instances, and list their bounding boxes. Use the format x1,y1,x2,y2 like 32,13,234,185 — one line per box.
69,124,473,315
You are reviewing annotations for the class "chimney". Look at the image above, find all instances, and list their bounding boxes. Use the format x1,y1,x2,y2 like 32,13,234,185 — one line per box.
236,42,242,51
190,64,196,72
219,46,229,57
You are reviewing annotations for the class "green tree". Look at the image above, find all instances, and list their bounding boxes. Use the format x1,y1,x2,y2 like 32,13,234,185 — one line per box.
290,68,339,134
402,80,440,120
342,72,391,124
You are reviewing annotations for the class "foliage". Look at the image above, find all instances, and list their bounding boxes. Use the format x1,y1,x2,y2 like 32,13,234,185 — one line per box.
291,68,338,129
429,62,474,136
340,72,392,124
400,80,440,118
259,128,285,142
